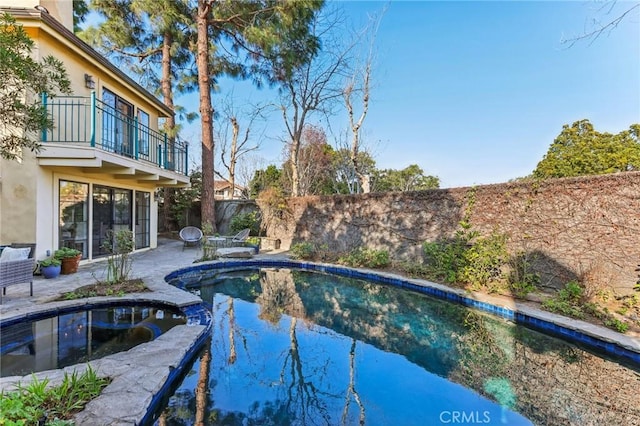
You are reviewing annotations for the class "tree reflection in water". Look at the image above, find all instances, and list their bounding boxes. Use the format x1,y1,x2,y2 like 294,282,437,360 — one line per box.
195,344,211,426
157,268,640,425
342,339,365,425
228,298,237,365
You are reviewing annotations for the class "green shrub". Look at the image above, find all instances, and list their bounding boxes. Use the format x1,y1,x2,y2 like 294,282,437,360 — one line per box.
0,366,108,425
230,211,260,236
460,232,508,289
541,281,629,333
393,260,431,279
102,229,134,284
246,236,261,246
542,281,585,318
422,239,467,283
507,251,540,298
290,242,315,260
559,280,584,304
338,247,390,269
422,228,508,288
604,318,629,333
542,298,585,319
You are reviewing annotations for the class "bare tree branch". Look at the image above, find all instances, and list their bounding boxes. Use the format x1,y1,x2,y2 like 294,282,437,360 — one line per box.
561,1,639,47
343,6,385,193
276,6,358,196
215,94,268,197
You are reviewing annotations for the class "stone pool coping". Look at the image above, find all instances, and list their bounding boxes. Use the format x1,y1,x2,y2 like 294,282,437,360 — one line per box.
168,259,640,365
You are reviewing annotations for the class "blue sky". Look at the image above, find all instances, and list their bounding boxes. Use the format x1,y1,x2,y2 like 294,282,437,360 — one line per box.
178,1,640,188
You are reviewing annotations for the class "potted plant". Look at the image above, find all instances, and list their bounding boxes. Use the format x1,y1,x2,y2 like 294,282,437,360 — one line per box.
40,258,62,279
54,247,82,274
246,236,261,254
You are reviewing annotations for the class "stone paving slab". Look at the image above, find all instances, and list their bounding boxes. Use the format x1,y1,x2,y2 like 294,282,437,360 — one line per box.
216,246,255,258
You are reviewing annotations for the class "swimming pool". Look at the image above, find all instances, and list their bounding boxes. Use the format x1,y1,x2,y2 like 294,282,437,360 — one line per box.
1,303,187,378
154,266,640,425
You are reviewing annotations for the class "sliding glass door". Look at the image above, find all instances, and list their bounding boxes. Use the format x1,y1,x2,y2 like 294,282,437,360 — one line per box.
102,89,134,156
135,191,150,249
92,185,132,258
59,181,148,259
59,181,89,258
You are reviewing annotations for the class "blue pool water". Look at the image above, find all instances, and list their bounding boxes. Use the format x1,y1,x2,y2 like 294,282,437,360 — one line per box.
1,304,186,377
155,268,640,425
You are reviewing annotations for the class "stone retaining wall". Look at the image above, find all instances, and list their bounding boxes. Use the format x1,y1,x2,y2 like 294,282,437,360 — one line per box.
258,172,640,293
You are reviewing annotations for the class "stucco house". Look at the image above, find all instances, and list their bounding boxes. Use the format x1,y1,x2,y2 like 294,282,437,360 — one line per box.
0,1,189,263
214,179,245,200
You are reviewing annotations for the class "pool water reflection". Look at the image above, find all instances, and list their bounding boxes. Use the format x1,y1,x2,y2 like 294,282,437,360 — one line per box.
156,268,640,425
1,304,186,377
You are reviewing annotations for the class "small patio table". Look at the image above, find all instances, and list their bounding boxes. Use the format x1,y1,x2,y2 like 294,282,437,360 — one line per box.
206,236,227,249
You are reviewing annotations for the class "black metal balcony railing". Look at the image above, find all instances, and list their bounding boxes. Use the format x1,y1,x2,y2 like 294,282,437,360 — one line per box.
41,93,188,175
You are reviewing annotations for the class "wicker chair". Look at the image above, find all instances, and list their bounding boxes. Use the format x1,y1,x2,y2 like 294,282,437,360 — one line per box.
0,244,36,303
179,226,203,250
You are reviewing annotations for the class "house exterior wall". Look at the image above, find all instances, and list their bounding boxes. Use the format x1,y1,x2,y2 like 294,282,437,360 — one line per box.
1,155,159,260
1,152,39,248
0,5,178,262
30,22,166,129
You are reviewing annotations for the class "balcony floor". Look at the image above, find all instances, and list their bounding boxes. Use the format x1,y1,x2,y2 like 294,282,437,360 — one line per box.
37,144,189,187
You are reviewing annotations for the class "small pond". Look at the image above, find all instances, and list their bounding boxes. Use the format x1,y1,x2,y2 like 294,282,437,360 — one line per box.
1,304,186,378
154,268,640,425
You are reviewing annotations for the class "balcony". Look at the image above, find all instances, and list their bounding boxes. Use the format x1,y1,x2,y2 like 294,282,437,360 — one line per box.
36,94,189,186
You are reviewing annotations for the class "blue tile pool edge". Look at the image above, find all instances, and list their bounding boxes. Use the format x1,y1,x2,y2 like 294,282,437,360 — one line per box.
165,259,640,366
139,303,212,426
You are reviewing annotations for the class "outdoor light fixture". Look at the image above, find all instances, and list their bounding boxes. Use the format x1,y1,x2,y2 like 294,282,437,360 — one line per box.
84,74,95,89
34,5,49,14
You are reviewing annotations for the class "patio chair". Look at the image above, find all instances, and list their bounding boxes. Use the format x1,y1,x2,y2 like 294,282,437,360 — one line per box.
222,228,251,248
0,244,36,303
179,226,203,250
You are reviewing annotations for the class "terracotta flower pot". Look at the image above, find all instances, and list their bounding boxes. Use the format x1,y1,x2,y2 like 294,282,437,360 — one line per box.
61,254,81,274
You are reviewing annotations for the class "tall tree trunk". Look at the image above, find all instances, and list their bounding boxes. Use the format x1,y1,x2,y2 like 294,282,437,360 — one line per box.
229,117,239,196
161,30,177,231
345,64,371,194
197,0,216,231
290,131,301,197
290,147,300,196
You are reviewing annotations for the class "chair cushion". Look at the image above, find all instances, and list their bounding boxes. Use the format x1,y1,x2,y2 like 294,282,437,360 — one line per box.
0,247,31,262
